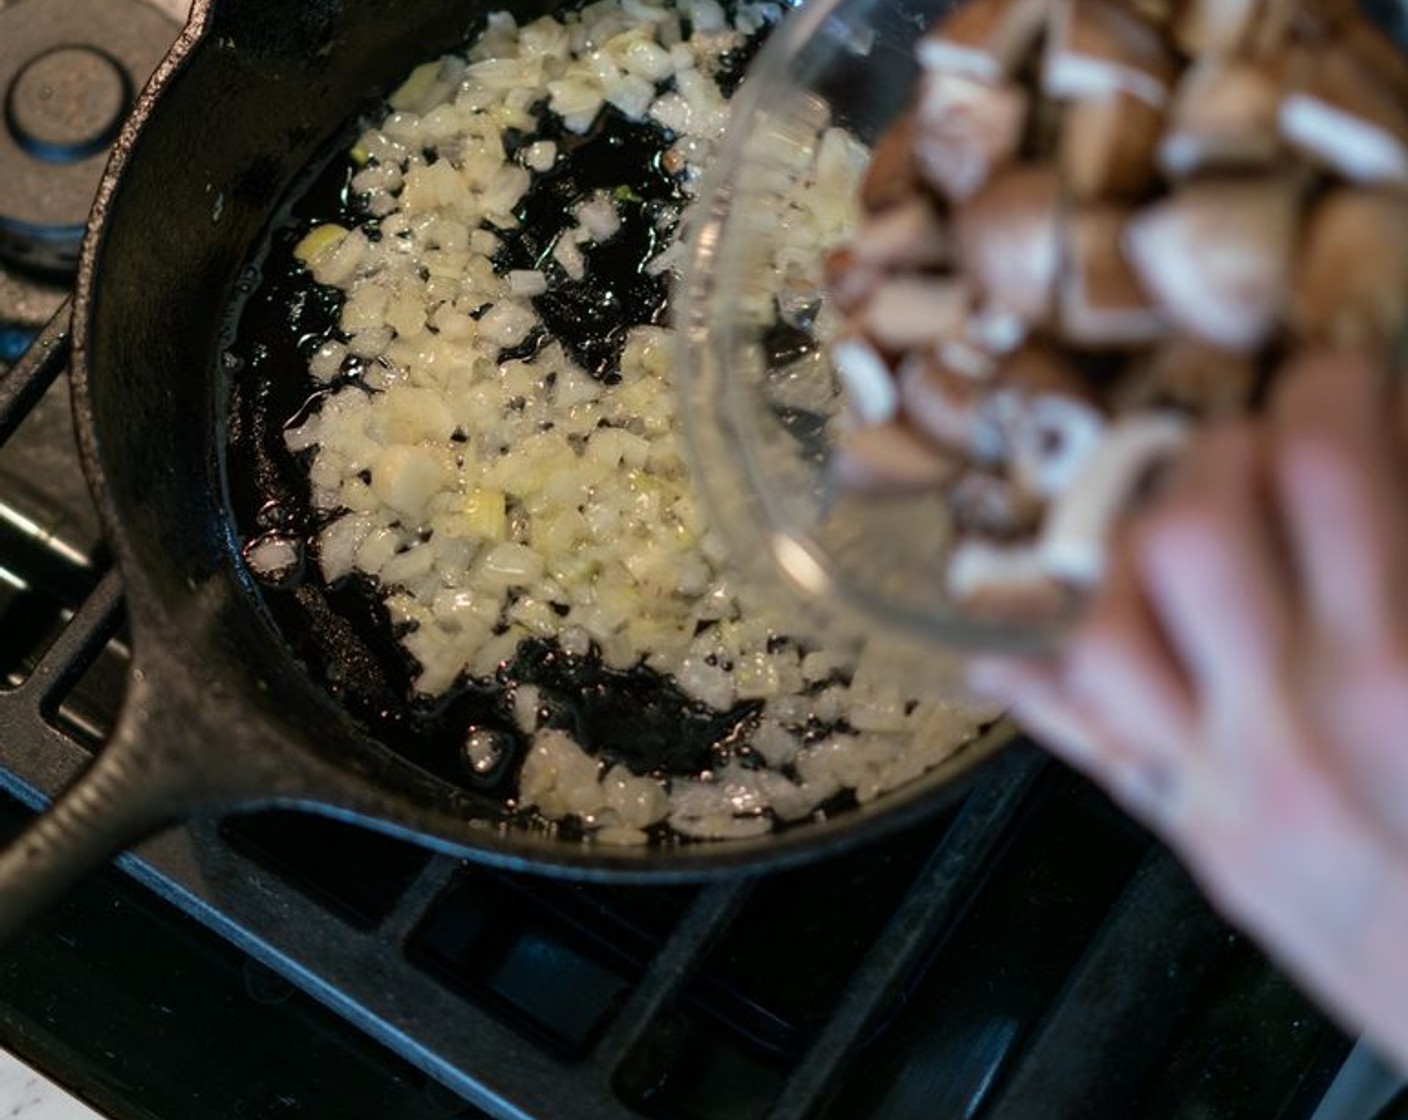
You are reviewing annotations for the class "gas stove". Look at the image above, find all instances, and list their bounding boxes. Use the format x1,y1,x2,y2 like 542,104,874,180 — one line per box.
0,0,1386,1117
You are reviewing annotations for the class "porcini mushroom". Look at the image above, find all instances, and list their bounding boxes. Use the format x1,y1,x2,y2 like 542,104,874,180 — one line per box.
912,72,1029,202
1174,0,1258,57
954,164,1062,321
1279,41,1408,186
1044,0,1182,107
1125,177,1298,351
857,276,972,352
1060,91,1162,200
1060,205,1166,346
832,333,901,424
830,422,966,494
983,346,1108,498
822,247,880,315
946,468,1045,536
1039,412,1188,584
1159,56,1283,176
851,194,951,271
860,112,921,212
898,351,1005,459
917,0,1051,80
945,537,1072,618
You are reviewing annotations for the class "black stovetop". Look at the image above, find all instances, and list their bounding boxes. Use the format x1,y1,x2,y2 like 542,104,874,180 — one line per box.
0,0,1362,1113
0,321,1355,1120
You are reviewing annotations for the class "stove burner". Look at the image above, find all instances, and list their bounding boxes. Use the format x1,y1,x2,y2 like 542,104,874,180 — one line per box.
0,0,177,273
6,46,130,165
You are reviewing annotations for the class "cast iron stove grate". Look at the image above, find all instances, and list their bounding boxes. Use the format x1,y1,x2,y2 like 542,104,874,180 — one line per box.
0,307,1356,1119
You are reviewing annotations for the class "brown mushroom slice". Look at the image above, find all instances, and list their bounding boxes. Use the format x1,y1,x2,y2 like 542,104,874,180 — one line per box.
823,247,880,315
898,352,1005,460
1279,43,1408,186
830,422,965,495
1293,188,1408,351
857,276,972,353
1060,91,1162,201
1115,336,1259,416
945,537,1072,620
860,113,921,212
946,468,1045,537
1039,412,1189,585
1342,17,1408,103
1159,57,1283,177
917,0,1051,80
1174,0,1257,57
832,333,901,424
966,302,1028,356
1060,206,1166,347
1247,0,1358,60
985,345,1108,498
1043,0,1182,108
954,165,1062,322
912,72,1028,202
852,195,951,271
1125,178,1298,351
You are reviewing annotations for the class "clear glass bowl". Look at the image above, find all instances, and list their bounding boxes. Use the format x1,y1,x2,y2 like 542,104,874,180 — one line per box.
677,0,1072,673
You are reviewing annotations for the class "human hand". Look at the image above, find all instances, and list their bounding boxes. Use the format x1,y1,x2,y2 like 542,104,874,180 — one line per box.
968,348,1408,1069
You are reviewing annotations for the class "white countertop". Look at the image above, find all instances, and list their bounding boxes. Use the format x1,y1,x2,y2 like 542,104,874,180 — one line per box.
0,1050,103,1120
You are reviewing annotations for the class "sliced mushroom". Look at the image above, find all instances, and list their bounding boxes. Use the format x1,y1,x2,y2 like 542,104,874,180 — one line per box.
945,536,1072,620
898,350,1005,459
852,194,951,271
1060,91,1162,200
1115,336,1259,416
1174,0,1258,57
965,302,1028,355
822,247,880,315
954,164,1062,322
1060,205,1166,346
1125,177,1299,351
1293,188,1408,351
1039,412,1189,585
912,72,1029,202
1279,41,1408,186
946,468,1045,536
832,333,901,424
984,345,1108,497
1247,0,1357,59
857,276,972,353
830,422,965,495
861,113,921,212
917,0,1051,80
1341,17,1408,102
1043,0,1182,107
1159,56,1283,176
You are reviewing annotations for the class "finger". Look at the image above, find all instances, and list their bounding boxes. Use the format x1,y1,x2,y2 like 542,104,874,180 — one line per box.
1271,348,1408,656
1134,422,1291,725
1064,530,1197,763
968,656,1104,768
968,655,1182,827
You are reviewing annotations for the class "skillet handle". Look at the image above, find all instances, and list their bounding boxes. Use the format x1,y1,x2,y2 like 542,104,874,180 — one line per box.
0,725,186,948
0,574,270,948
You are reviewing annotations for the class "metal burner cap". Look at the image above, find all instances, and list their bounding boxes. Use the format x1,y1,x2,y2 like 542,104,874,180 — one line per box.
7,46,130,164
0,0,178,274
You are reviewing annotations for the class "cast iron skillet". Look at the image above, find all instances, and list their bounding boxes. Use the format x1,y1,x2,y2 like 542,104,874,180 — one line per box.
0,0,1015,939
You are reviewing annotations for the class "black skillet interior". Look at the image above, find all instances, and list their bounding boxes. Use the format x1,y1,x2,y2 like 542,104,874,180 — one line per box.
71,0,1009,880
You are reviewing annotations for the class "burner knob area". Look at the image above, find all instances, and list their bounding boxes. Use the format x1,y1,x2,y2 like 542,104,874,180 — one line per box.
0,0,180,274
7,46,131,164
